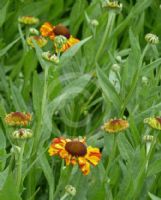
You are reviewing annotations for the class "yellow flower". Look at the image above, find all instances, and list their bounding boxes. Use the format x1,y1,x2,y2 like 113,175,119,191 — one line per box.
102,118,129,133
48,137,101,175
26,36,47,48
5,112,32,126
18,16,39,25
144,117,161,130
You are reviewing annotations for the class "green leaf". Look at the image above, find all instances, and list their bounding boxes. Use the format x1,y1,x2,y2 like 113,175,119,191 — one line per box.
38,150,54,200
96,65,121,112
147,159,161,177
149,193,161,200
10,84,27,111
0,167,9,190
70,0,87,35
117,134,134,161
60,36,92,63
0,0,9,27
0,38,20,57
0,173,22,200
32,71,43,117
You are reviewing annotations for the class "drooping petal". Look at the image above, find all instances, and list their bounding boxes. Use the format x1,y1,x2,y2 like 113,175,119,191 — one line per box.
85,146,101,166
60,36,79,52
78,157,90,175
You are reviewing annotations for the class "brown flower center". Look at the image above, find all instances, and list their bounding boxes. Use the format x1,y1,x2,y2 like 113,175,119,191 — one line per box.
156,117,161,124
12,112,26,120
111,119,121,125
65,141,87,157
54,24,70,39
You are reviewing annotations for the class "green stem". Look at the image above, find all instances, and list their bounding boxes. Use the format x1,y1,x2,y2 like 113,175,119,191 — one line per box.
60,193,69,200
95,12,115,63
17,141,26,192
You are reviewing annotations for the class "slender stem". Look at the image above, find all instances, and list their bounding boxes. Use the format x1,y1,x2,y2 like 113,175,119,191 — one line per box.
16,141,26,191
60,193,69,200
95,12,115,63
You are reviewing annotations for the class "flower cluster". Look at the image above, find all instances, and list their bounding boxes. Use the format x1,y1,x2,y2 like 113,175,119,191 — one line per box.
48,137,101,175
40,22,79,52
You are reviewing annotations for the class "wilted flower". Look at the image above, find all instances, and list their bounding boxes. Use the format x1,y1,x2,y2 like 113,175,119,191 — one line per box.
65,185,76,196
48,137,101,175
18,16,39,25
144,117,161,130
12,128,33,139
102,118,129,133
145,33,159,44
26,36,47,48
102,0,123,13
5,112,32,126
29,27,39,35
42,51,59,64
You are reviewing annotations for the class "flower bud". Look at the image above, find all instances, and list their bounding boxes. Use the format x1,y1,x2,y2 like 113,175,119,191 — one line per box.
50,54,60,64
145,33,159,45
111,63,120,72
27,36,47,48
90,19,99,27
143,135,154,143
29,27,39,35
42,51,59,64
102,0,123,13
54,35,67,52
142,76,148,85
12,128,33,139
65,185,76,197
18,16,39,25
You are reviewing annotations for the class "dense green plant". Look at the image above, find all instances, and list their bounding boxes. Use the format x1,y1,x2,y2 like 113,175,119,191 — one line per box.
1,0,161,200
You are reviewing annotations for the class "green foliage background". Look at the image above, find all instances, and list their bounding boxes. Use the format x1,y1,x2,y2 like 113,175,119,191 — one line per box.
0,0,161,199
